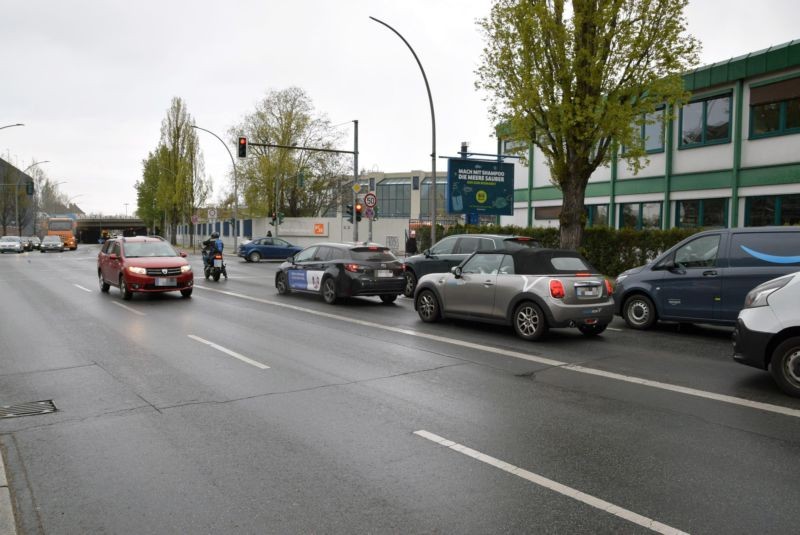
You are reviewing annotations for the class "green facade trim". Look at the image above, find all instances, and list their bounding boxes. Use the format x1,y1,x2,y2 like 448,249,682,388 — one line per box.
740,163,800,187
684,39,800,92
671,170,733,191
749,71,800,89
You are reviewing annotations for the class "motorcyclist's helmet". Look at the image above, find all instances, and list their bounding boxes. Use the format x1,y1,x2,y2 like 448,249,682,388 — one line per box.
211,232,219,238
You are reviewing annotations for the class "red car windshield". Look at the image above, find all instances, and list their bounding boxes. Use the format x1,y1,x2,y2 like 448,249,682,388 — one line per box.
123,242,178,258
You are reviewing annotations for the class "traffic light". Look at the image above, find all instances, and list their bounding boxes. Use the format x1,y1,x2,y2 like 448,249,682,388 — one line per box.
278,212,285,224
373,206,379,221
25,181,34,195
345,204,353,223
238,136,247,158
355,202,363,222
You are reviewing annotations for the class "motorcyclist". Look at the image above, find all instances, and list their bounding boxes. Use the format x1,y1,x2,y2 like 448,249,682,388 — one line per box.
202,232,227,278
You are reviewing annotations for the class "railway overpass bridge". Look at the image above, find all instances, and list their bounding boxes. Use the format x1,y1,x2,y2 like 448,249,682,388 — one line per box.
75,216,148,243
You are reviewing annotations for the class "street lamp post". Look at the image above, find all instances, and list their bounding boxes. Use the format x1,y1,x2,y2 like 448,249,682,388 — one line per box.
191,125,239,250
0,123,24,131
369,16,438,245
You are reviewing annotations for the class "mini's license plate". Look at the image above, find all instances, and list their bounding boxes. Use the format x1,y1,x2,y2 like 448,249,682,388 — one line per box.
155,277,176,287
577,286,600,297
376,270,393,278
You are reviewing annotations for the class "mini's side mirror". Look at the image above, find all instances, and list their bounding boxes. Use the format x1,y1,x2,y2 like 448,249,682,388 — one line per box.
451,266,462,278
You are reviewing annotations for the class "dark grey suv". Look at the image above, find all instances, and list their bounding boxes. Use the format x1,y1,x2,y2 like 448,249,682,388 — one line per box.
402,234,540,297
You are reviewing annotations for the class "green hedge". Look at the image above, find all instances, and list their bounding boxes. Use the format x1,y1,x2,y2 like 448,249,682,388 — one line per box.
414,224,698,278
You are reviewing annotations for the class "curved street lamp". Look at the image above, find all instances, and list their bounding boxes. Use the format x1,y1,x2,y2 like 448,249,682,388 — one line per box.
369,16,438,245
191,124,239,249
0,123,24,131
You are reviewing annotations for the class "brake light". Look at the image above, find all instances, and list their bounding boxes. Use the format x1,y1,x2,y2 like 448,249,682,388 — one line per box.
344,263,360,273
549,279,565,298
604,279,613,295
575,272,592,277
214,253,222,259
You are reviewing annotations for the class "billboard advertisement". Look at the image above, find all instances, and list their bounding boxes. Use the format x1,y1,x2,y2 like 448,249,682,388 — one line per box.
446,159,514,216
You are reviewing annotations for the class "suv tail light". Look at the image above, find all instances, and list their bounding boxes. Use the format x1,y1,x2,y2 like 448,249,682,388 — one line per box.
549,279,565,299
344,263,362,273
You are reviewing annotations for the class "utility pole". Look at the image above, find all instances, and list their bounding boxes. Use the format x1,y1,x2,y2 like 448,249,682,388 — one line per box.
353,120,359,242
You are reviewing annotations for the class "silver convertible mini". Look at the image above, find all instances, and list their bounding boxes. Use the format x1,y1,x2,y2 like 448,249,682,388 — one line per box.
413,248,615,341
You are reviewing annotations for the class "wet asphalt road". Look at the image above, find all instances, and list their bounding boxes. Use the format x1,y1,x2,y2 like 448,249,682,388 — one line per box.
1,245,799,534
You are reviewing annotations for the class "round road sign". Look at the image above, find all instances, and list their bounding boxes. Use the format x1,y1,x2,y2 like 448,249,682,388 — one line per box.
364,192,377,208
208,207,217,219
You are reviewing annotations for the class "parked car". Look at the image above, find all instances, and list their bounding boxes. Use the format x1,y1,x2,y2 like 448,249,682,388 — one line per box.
0,235,24,253
402,234,541,297
29,236,41,249
414,248,614,341
614,226,800,329
21,236,35,251
97,236,193,299
40,235,65,252
238,236,302,262
732,271,800,397
275,242,404,304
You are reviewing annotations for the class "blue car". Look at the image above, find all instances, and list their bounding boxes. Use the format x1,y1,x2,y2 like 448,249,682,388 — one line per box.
238,237,302,262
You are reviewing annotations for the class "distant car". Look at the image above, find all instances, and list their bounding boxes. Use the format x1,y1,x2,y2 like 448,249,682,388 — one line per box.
402,234,541,297
97,236,193,299
238,236,302,262
29,236,41,249
21,236,35,251
732,270,800,397
414,248,614,341
0,235,24,253
40,235,65,252
275,242,404,304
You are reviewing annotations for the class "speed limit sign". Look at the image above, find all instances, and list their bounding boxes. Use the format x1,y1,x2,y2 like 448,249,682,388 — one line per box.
363,192,377,208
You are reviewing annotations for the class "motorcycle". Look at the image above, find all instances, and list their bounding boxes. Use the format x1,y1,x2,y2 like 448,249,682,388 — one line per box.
203,248,227,282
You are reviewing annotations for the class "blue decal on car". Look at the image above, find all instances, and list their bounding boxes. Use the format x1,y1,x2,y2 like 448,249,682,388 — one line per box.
740,245,800,264
288,270,308,289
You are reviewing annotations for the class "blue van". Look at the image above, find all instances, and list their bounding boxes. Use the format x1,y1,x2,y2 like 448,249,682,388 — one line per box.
613,226,800,329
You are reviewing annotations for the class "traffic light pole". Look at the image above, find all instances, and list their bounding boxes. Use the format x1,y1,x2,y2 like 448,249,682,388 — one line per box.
247,119,360,242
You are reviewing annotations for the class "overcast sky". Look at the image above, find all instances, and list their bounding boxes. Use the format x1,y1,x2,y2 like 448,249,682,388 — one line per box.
1,0,797,216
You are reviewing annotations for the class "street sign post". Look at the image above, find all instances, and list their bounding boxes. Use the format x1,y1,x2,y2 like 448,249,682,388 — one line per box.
364,192,377,208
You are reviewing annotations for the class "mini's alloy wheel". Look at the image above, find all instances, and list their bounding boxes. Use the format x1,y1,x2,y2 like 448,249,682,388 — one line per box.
403,271,417,298
623,294,656,330
415,289,440,322
322,278,337,304
276,272,289,295
99,271,110,293
513,301,548,341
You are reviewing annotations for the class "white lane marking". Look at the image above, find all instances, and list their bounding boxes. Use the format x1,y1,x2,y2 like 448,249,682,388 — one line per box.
414,430,688,535
111,302,146,316
194,285,800,419
187,334,270,370
73,284,92,293
607,327,624,332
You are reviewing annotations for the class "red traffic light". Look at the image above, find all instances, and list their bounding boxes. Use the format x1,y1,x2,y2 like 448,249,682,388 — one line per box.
355,203,363,212
238,136,247,158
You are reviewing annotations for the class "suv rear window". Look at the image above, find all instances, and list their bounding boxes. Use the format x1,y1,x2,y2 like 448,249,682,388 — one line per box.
503,237,541,249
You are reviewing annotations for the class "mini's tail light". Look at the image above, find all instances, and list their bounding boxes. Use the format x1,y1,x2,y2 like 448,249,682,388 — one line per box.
604,279,613,295
549,279,565,299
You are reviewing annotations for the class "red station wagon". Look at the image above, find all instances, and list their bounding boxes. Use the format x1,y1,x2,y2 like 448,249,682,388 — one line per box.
97,236,193,299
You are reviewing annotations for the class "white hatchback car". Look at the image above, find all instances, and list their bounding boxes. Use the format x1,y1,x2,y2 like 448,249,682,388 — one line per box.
732,271,800,397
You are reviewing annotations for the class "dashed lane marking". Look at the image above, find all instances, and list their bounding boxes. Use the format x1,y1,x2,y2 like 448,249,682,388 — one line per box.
187,335,270,370
111,302,146,316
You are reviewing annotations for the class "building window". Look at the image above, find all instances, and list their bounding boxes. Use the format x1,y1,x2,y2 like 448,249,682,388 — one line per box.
619,202,662,230
750,98,800,138
585,204,608,227
680,94,732,148
534,206,561,220
746,194,800,226
676,198,727,228
376,179,410,218
420,178,447,218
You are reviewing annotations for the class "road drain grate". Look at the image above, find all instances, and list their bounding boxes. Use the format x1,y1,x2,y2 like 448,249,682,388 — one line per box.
0,400,57,419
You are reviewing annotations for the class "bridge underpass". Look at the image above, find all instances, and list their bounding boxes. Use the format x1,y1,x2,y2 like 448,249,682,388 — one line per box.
76,217,147,243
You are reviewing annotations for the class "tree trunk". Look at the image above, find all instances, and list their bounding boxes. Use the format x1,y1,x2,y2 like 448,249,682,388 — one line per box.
558,176,588,250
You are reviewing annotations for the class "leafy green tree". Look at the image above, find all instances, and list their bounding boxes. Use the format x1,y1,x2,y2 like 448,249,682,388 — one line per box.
476,0,700,249
230,87,347,218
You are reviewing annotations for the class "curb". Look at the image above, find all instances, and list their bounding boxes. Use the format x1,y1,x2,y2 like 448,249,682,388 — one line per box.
0,452,16,535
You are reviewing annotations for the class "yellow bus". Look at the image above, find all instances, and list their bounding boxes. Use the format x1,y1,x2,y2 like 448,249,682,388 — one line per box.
47,217,78,250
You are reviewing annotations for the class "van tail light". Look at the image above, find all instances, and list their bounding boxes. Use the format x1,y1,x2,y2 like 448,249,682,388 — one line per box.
344,263,361,273
549,279,565,299
604,279,613,295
